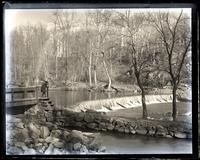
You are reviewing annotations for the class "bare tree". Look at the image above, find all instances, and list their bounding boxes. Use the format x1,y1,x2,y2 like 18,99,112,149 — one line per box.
149,10,191,121
116,11,155,119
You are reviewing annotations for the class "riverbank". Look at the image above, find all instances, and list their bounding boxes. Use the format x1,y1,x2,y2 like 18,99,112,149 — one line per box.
6,93,192,155
6,114,106,155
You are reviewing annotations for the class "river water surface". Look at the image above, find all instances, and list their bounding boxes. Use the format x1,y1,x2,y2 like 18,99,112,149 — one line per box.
49,89,192,154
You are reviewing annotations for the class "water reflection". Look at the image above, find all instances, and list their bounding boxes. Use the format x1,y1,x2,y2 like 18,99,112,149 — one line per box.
100,132,192,154
49,90,134,108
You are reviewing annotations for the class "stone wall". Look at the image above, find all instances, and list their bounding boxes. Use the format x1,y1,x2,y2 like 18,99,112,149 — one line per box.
54,109,192,139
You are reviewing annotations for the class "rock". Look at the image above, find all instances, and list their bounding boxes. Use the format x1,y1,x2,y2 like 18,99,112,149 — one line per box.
40,126,50,139
147,126,156,136
99,122,106,130
28,123,41,139
44,143,54,154
98,146,106,152
69,130,86,144
80,144,88,153
7,146,24,155
15,122,24,129
136,127,147,135
117,126,125,133
156,125,168,137
52,148,64,155
87,123,98,129
24,148,37,155
84,113,94,123
75,112,85,121
115,118,125,126
45,136,59,144
21,128,29,140
124,128,130,133
14,142,27,150
35,143,43,151
63,131,70,140
130,130,136,134
88,134,101,151
24,138,34,146
174,132,187,139
53,141,64,148
73,142,82,151
25,105,42,115
107,123,114,131
38,138,45,143
50,130,62,138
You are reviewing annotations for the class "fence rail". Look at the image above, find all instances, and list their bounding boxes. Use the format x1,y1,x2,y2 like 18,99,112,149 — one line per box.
6,86,41,108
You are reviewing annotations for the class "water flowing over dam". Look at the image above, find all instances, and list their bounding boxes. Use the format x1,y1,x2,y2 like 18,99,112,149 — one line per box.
69,94,174,112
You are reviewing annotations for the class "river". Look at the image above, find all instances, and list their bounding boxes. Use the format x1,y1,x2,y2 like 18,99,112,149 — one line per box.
49,89,192,154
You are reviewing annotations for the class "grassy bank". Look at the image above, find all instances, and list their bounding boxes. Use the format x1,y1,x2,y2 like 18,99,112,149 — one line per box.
106,102,192,123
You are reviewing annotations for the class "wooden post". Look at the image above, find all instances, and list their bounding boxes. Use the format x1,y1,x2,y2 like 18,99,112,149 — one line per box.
35,86,39,102
24,87,27,99
11,88,14,101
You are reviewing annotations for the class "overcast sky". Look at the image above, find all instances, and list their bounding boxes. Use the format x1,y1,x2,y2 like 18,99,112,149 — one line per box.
4,8,191,31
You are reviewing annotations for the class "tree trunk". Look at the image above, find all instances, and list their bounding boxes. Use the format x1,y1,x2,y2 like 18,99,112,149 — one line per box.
135,72,148,119
172,85,177,121
88,52,92,87
103,59,112,90
94,65,97,87
141,89,148,119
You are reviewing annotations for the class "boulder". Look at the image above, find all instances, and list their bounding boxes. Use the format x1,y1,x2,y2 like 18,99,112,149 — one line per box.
45,136,59,144
63,130,70,140
84,113,94,123
174,132,187,139
106,123,114,131
124,127,130,133
14,142,27,151
15,122,24,129
24,148,37,155
136,127,147,135
156,125,168,137
44,143,54,154
7,146,24,155
87,123,98,129
117,127,125,133
115,118,125,127
53,141,65,148
20,128,29,140
50,130,62,139
35,143,43,151
98,146,106,153
28,123,41,139
74,122,84,128
80,144,89,154
73,142,82,151
52,148,64,155
40,126,50,139
75,112,85,121
99,122,106,129
69,130,86,144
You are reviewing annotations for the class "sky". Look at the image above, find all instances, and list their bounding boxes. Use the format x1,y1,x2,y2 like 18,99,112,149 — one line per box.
4,8,191,31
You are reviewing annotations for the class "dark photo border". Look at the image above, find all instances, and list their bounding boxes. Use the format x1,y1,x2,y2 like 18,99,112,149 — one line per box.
1,1,199,159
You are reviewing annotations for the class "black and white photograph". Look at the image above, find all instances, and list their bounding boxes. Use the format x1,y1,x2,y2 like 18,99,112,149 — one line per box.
4,6,194,156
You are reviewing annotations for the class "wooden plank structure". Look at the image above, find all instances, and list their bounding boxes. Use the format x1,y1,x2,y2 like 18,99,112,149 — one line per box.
6,86,41,108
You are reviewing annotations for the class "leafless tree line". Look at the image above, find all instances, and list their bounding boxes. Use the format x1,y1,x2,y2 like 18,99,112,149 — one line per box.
9,9,191,120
